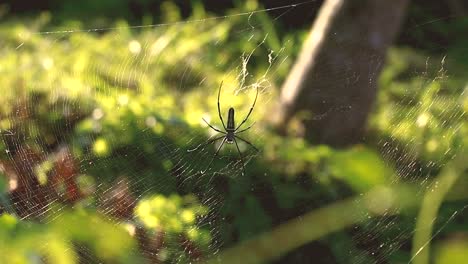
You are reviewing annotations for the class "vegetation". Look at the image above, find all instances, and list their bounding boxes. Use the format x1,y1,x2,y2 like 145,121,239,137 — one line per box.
0,1,466,263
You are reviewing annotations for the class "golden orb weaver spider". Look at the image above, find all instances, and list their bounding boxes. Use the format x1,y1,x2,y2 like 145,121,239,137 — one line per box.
188,82,259,175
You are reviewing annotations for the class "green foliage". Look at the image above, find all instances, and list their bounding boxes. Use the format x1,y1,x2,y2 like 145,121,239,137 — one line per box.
0,211,141,263
135,194,211,247
0,1,467,263
435,239,468,264
328,147,392,192
0,2,295,262
373,48,466,165
264,137,394,193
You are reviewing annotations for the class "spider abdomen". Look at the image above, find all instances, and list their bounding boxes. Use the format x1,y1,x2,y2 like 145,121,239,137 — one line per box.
227,107,235,130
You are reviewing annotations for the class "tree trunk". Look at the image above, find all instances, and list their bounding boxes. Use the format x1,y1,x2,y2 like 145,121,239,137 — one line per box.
272,0,409,147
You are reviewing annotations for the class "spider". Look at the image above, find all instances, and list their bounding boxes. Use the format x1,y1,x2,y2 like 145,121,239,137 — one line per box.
188,82,259,175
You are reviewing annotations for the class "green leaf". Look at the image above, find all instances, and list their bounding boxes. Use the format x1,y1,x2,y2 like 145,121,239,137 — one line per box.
329,147,393,192
435,240,468,264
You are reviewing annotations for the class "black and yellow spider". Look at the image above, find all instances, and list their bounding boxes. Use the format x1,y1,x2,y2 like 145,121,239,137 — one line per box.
189,82,259,175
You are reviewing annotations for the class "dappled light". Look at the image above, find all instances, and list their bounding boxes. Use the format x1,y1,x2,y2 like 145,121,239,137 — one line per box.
0,0,467,263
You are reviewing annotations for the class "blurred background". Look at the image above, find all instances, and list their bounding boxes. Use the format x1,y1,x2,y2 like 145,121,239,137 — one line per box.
0,0,467,263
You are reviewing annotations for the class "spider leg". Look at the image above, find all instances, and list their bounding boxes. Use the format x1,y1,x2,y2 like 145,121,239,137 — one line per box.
187,135,224,152
218,81,227,130
233,138,246,176
235,122,255,134
201,137,227,173
234,135,259,152
202,118,226,134
235,85,259,131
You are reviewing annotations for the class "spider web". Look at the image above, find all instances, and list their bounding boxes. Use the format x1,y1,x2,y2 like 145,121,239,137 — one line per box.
0,1,466,263
0,2,299,263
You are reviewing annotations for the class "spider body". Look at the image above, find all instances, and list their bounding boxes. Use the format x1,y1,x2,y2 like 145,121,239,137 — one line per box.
226,107,236,143
188,82,259,175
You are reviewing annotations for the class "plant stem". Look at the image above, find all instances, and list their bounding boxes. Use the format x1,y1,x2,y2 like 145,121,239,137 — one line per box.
411,152,467,264
204,185,417,264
